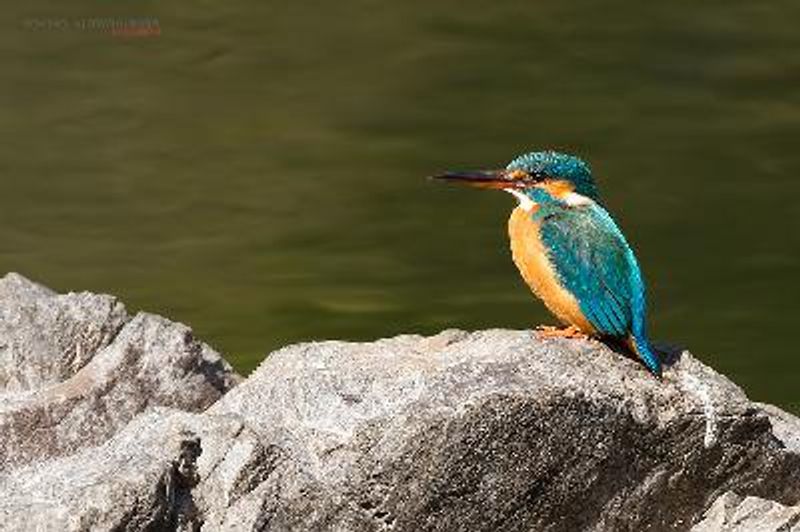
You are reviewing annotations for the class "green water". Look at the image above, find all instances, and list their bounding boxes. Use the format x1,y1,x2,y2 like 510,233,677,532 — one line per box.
2,2,798,413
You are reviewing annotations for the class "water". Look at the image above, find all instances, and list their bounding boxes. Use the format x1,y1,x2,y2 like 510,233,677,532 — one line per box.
2,1,798,413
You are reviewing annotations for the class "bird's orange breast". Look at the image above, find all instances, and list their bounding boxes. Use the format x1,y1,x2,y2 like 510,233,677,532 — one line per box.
508,207,595,333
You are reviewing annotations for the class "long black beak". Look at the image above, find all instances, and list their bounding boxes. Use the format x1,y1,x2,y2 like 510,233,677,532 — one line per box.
431,169,518,189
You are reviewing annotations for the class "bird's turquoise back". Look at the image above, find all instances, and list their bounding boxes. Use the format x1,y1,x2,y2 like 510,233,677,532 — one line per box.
528,188,661,375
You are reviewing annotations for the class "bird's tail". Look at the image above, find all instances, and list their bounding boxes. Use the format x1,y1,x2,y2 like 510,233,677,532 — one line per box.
627,334,663,378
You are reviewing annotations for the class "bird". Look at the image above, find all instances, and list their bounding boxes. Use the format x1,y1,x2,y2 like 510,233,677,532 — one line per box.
433,150,662,377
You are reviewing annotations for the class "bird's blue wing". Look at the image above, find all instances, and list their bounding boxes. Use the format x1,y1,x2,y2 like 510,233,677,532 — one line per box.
538,204,645,339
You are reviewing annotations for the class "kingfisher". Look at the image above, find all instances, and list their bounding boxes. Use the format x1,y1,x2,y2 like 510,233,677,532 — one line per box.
434,150,662,377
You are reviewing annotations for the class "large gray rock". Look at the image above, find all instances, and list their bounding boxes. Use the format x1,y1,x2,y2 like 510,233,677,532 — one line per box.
0,274,241,472
194,330,800,531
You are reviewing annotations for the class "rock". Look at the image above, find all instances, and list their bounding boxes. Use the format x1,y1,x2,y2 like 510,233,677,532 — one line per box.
0,405,283,532
0,408,221,532
0,274,241,471
195,330,800,531
692,491,800,531
758,402,800,454
1,275,799,531
0,273,128,393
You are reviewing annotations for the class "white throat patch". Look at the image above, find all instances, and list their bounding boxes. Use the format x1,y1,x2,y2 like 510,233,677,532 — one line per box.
506,189,536,211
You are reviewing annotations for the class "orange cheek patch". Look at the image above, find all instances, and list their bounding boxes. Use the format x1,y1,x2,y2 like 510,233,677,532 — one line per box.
541,180,575,199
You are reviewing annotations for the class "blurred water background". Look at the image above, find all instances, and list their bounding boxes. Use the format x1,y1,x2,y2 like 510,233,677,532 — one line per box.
2,2,798,412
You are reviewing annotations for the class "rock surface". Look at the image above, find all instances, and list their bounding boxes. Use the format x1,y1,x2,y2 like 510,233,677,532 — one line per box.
1,274,799,531
1,409,211,531
692,491,800,531
195,330,800,531
0,274,241,471
0,272,128,393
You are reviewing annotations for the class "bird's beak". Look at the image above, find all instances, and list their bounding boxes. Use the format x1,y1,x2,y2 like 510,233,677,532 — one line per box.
431,169,529,189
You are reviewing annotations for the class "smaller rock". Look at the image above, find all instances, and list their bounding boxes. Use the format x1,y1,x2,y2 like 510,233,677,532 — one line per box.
692,491,800,532
0,274,241,472
759,402,800,454
0,273,128,392
0,409,232,532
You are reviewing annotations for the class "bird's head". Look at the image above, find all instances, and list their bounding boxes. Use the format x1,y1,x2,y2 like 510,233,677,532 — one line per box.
434,150,600,207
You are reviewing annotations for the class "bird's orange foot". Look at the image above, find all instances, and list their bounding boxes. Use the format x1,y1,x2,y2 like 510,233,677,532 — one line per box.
535,325,590,340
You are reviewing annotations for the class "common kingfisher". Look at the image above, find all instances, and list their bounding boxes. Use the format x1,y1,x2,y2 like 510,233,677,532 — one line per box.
435,151,662,377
